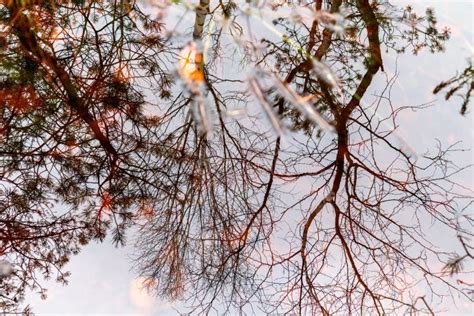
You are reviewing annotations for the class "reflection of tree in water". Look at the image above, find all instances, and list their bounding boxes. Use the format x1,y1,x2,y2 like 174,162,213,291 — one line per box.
0,0,472,314
434,61,473,115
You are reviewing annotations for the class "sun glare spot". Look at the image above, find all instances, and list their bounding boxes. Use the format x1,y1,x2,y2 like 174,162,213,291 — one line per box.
178,42,205,83
129,277,156,310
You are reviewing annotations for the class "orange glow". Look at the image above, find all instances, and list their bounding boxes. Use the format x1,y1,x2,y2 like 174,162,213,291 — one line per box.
178,43,205,83
47,26,64,42
97,191,112,220
138,200,155,220
114,62,132,82
0,85,43,114
129,277,157,311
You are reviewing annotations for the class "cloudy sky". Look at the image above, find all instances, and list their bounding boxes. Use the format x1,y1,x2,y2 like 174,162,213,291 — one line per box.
24,0,473,315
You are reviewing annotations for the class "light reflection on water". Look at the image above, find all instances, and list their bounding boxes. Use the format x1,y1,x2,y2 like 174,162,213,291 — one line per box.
10,0,473,314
